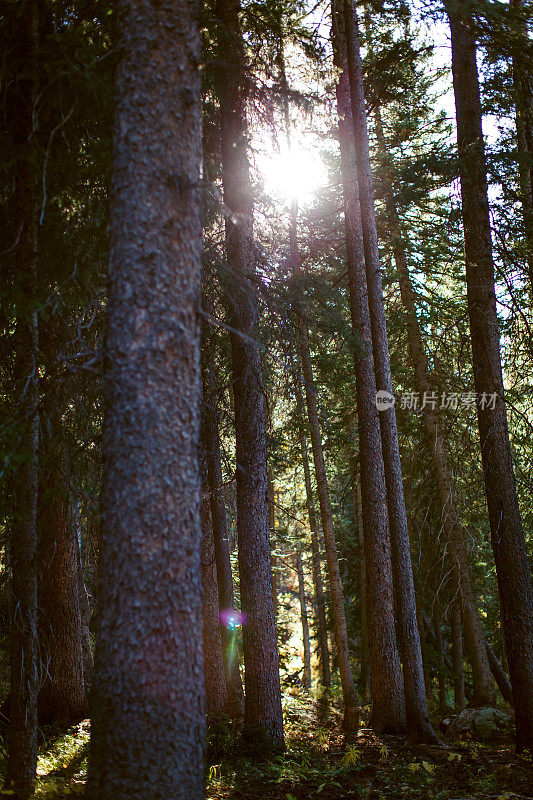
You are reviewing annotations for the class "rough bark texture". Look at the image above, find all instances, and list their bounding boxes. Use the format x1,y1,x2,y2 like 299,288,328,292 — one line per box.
341,0,434,742
331,1,406,734
296,547,312,688
87,1,205,796
202,329,245,718
446,0,533,751
201,493,230,721
294,376,331,686
37,453,86,725
5,2,39,796
371,98,496,709
451,600,466,712
216,0,284,749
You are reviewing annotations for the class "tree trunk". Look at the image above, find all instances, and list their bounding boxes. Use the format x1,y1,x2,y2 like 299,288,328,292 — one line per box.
485,636,514,705
371,97,496,709
202,328,245,718
340,0,435,742
446,0,533,751
87,0,205,795
510,0,533,290
292,224,360,728
268,470,279,621
293,373,331,686
451,600,466,713
433,604,448,716
37,451,86,725
215,0,283,749
330,0,406,735
350,463,369,696
5,2,39,795
201,492,229,721
296,547,312,689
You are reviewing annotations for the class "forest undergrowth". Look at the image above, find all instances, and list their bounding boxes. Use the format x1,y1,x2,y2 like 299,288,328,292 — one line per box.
3,685,531,800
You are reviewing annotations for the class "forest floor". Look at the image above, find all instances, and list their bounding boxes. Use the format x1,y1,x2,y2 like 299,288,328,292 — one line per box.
2,685,532,799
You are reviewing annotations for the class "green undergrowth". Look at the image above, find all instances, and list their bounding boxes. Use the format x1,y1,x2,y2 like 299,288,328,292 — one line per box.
0,687,531,798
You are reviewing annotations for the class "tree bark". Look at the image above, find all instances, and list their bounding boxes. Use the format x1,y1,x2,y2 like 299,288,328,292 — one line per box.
202,327,245,718
293,373,331,686
451,600,466,713
340,0,435,741
215,0,284,749
433,604,448,716
485,636,514,705
371,96,496,709
201,492,230,721
291,202,360,729
510,0,533,290
87,0,205,796
296,547,312,689
37,453,86,725
331,0,405,735
446,0,533,752
350,462,369,696
5,2,39,796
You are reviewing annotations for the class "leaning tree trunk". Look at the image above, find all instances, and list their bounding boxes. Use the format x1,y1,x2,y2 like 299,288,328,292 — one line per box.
331,0,406,735
340,0,435,742
296,546,312,688
201,491,230,721
87,0,205,796
446,0,533,752
215,0,283,749
4,2,39,796
202,322,245,719
293,373,331,686
371,101,496,708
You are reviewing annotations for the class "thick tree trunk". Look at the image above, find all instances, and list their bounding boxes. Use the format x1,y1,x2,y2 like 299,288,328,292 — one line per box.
446,0,533,752
293,235,360,728
5,2,39,796
87,1,205,796
37,451,86,725
451,600,466,712
341,0,434,741
293,374,331,686
331,0,406,735
202,332,245,719
371,99,496,709
201,493,230,721
216,0,283,749
296,547,312,688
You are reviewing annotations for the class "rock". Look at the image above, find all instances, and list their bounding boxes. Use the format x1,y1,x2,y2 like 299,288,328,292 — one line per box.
445,706,512,742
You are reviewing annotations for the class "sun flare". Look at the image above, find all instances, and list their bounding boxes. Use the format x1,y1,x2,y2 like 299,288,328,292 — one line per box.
259,144,327,205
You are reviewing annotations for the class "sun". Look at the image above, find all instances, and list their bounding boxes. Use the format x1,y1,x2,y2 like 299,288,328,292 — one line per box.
258,143,327,205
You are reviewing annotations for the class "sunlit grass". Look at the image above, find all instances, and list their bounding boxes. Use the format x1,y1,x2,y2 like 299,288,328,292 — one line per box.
35,720,89,798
